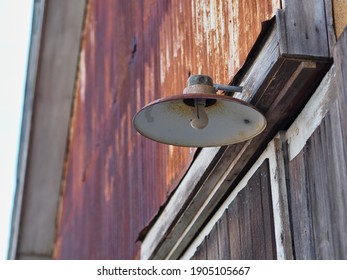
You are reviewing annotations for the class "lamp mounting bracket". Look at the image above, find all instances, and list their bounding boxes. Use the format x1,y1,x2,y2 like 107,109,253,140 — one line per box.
183,74,243,95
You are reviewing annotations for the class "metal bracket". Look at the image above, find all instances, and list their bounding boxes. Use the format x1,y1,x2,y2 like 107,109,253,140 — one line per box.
213,83,243,93
184,74,243,94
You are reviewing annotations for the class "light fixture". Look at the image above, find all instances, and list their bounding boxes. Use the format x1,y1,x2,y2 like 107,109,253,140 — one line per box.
133,75,266,147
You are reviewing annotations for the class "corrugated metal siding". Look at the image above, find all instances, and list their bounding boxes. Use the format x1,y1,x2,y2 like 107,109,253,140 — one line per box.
54,0,279,259
191,160,276,260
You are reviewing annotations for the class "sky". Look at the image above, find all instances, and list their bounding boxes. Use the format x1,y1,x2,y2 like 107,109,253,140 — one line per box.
0,0,33,259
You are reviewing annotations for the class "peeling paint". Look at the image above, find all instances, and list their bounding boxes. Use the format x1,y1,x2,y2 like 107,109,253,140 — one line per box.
104,145,114,202
80,49,86,103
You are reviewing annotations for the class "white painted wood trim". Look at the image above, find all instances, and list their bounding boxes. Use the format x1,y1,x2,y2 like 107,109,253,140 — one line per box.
268,133,293,260
286,65,336,161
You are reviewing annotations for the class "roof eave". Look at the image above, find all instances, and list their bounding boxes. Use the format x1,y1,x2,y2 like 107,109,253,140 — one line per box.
8,0,86,260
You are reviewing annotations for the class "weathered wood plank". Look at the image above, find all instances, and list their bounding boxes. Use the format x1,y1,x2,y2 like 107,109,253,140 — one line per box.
268,134,293,259
217,212,231,260
235,161,277,260
332,28,347,257
227,198,242,259
233,23,281,102
237,187,253,259
324,0,337,51
191,238,207,260
327,102,347,258
259,159,277,260
281,0,330,57
306,120,334,259
276,9,288,55
206,225,219,260
323,108,347,258
248,166,266,259
288,151,316,259
334,28,347,157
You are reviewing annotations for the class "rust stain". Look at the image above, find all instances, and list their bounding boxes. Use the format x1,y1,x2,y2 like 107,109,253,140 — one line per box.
333,0,347,38
104,145,114,202
54,0,279,259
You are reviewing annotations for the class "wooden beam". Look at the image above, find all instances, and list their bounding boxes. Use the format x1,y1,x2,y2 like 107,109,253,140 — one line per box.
280,0,330,57
286,66,336,160
268,132,293,260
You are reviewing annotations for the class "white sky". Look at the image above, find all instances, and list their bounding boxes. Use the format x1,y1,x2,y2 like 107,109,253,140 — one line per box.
0,0,33,259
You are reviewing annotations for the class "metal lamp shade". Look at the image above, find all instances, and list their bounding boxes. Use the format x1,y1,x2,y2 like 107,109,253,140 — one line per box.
133,93,267,147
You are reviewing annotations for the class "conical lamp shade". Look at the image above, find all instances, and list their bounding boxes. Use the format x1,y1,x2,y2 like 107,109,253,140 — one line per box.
133,93,266,147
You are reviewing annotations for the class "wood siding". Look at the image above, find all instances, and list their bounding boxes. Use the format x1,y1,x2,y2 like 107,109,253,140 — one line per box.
191,161,277,260
288,114,347,259
288,28,347,260
281,0,329,57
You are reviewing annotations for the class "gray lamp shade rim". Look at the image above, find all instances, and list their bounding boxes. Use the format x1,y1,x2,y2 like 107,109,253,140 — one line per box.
137,93,261,111
133,93,267,147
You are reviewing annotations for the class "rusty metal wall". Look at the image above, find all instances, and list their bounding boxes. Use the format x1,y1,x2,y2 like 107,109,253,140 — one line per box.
54,0,279,259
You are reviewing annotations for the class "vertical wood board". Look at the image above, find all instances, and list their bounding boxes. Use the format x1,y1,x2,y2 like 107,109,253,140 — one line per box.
191,161,276,260
286,32,347,258
281,0,330,57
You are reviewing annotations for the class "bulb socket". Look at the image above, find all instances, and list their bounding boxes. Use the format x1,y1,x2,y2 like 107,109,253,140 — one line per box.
187,75,213,87
183,75,216,95
183,98,216,107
